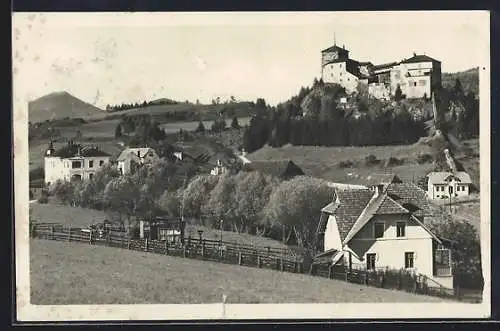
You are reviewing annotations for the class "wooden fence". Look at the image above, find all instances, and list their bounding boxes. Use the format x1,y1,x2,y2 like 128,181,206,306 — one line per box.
30,222,481,303
310,262,482,303
31,223,304,275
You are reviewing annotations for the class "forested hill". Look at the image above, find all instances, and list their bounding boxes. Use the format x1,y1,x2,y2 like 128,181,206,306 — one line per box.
242,72,479,153
442,67,479,98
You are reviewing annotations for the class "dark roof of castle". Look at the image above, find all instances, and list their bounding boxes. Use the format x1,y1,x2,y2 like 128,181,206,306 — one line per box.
400,54,440,64
371,62,398,71
52,142,111,158
321,45,349,53
241,160,305,179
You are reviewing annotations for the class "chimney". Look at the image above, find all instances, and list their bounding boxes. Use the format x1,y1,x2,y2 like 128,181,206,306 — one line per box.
413,51,416,57
343,44,345,50
373,184,384,197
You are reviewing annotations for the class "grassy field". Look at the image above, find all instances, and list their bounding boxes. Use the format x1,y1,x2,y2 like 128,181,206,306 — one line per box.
247,139,480,187
247,142,436,183
30,239,445,304
29,202,289,249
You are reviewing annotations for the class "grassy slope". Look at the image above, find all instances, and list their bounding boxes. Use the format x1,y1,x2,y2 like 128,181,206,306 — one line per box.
29,203,289,249
247,143,436,183
30,239,444,304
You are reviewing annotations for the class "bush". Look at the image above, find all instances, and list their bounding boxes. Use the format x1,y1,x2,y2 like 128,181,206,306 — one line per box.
37,191,49,204
364,154,380,166
195,120,205,133
338,160,354,168
416,153,433,164
385,156,405,167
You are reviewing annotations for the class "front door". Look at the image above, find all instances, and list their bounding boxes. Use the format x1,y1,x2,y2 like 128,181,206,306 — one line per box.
366,253,376,270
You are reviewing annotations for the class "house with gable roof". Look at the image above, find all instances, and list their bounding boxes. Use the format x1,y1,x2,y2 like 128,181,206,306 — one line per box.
316,181,454,288
426,171,472,200
116,147,159,175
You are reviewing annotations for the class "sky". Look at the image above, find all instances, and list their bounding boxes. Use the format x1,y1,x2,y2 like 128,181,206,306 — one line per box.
12,11,489,108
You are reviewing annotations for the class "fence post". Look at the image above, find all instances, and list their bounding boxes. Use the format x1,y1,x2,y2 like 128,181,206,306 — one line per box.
107,230,111,246
455,285,461,301
183,245,186,258
67,227,71,242
238,251,242,266
89,230,93,245
280,258,284,272
398,270,403,290
345,267,349,282
201,240,205,258
257,255,261,268
127,237,130,250
51,226,54,240
328,264,332,279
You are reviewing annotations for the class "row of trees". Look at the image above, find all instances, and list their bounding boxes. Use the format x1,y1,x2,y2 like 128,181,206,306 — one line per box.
49,159,335,251
105,99,180,112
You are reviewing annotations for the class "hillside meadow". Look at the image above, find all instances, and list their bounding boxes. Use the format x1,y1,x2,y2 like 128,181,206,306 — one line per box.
30,239,445,304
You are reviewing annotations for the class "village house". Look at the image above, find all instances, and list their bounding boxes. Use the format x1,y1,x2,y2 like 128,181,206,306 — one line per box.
116,147,159,175
426,171,472,200
316,182,454,289
320,39,442,100
210,159,228,176
44,140,111,186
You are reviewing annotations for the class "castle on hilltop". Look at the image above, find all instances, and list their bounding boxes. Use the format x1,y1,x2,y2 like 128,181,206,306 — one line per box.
320,38,442,100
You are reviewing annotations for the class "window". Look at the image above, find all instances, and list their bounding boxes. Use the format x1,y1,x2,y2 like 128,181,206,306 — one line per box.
89,173,94,180
99,160,104,166
374,222,385,239
413,82,417,87
405,252,415,268
366,253,376,270
89,160,94,168
71,161,82,169
396,222,406,237
419,80,426,86
340,72,342,76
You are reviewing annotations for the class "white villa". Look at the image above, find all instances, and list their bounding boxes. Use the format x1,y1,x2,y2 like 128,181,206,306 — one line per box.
44,140,111,186
116,147,159,175
316,182,454,289
426,171,472,200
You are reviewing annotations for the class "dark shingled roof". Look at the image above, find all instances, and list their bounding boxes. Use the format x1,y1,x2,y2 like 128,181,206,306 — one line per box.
376,195,409,214
371,62,398,71
330,189,374,241
321,45,349,53
400,54,440,64
386,182,431,219
52,143,111,158
242,160,305,179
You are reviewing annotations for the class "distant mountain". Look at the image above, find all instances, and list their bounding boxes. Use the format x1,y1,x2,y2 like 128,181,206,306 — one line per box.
29,91,103,123
442,67,479,97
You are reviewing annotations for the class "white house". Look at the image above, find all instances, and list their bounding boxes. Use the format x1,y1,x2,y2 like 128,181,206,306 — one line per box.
426,171,472,200
210,160,228,176
44,140,111,186
316,182,454,289
116,147,159,175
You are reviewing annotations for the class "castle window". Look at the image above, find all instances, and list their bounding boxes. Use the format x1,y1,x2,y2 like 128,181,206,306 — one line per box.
413,82,417,87
89,160,94,168
71,161,82,169
99,160,104,166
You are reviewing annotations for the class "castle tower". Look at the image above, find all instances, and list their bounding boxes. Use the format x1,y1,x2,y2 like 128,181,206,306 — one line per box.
45,139,55,156
321,32,349,67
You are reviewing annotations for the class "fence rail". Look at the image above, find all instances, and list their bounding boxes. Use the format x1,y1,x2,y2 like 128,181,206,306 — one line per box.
31,223,303,276
30,222,482,303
